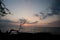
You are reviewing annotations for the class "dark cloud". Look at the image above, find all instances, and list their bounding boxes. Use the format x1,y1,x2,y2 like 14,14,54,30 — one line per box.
35,0,60,20
0,19,13,22
0,19,18,32
51,0,60,15
0,19,13,29
46,20,60,27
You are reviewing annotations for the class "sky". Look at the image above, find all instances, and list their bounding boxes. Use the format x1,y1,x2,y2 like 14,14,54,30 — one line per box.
2,0,59,23
0,0,60,33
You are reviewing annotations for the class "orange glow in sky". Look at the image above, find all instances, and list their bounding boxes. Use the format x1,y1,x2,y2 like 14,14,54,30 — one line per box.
11,22,48,27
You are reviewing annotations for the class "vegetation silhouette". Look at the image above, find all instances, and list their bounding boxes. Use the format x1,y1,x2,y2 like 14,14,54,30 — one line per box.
0,0,11,17
0,29,59,40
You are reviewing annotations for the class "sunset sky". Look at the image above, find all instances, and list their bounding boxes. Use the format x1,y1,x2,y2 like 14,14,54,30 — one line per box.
0,0,60,33
2,0,59,23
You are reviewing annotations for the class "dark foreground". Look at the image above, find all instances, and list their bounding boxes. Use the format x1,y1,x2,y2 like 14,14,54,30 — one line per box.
0,32,60,40
0,27,60,40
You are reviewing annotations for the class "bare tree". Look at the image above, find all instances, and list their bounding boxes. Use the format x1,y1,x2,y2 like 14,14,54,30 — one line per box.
19,18,38,31
19,18,27,30
8,18,38,34
0,0,11,17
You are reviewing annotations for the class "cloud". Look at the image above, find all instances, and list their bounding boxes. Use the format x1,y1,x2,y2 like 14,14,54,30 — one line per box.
46,20,60,27
20,20,60,33
26,21,38,24
19,18,38,24
0,19,13,23
37,20,60,27
0,19,14,28
35,0,60,20
28,20,60,27
0,19,60,33
0,19,19,32
51,0,60,15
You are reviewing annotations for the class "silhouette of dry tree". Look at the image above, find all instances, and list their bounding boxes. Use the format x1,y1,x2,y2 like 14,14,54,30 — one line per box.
19,18,38,30
19,18,27,30
0,0,11,17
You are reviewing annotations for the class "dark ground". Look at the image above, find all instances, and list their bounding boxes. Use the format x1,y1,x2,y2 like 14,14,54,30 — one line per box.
0,27,60,40
0,31,60,40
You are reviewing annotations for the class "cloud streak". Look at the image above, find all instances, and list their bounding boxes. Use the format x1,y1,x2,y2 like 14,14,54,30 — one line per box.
35,0,60,20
